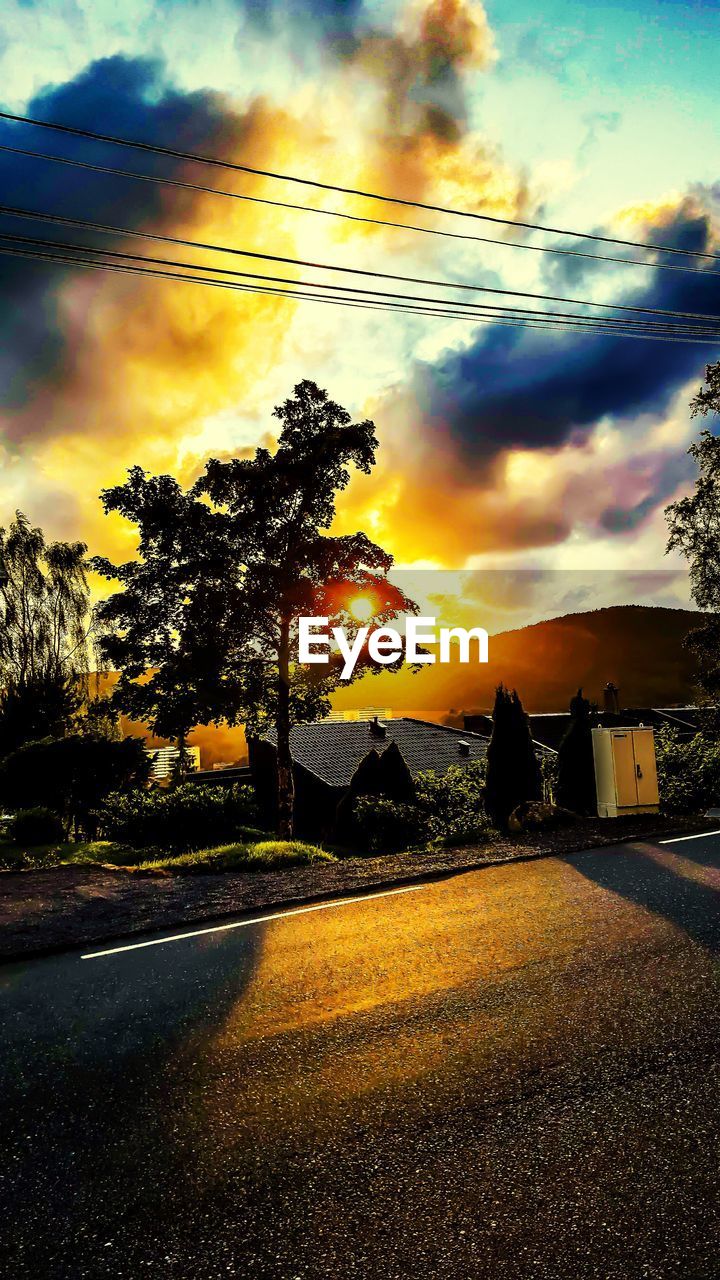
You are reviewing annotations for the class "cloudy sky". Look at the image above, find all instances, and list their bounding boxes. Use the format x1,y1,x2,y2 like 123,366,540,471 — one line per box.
0,0,718,629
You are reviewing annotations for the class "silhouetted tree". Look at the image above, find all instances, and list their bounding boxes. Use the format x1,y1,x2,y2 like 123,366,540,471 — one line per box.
666,365,720,725
93,381,417,837
377,740,415,803
0,735,150,838
557,688,596,814
485,684,541,827
0,512,90,756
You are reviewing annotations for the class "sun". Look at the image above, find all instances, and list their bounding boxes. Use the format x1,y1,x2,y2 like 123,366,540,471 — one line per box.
349,594,375,623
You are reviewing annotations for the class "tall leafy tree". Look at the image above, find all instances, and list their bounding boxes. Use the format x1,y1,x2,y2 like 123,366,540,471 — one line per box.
93,381,416,836
665,362,720,717
0,511,90,755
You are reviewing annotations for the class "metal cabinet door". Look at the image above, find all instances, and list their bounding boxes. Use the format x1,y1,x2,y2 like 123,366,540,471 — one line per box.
632,730,659,805
611,732,639,807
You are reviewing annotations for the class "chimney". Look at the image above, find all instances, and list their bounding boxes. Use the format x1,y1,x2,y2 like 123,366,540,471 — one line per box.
370,716,387,740
603,682,620,716
458,740,470,757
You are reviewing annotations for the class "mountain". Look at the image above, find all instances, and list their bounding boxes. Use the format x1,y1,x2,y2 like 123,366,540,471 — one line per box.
453,604,700,715
331,604,703,720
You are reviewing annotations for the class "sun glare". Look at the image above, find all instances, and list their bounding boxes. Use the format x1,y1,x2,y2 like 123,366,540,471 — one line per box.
349,595,375,623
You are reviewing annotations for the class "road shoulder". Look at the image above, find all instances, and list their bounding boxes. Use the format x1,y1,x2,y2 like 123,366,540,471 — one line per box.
1,814,715,963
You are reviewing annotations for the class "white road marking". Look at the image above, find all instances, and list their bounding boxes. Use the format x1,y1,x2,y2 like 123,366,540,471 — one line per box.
81,883,425,960
658,829,720,845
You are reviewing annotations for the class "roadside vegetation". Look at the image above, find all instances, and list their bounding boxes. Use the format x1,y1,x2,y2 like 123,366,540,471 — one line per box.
0,831,334,874
134,841,335,875
654,725,720,814
98,783,259,852
354,759,490,854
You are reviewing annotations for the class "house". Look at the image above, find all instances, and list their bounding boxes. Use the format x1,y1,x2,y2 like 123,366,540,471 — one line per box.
145,744,201,782
187,764,253,788
464,705,700,753
249,716,490,840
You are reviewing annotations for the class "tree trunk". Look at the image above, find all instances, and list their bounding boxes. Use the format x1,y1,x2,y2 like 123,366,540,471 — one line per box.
174,730,188,786
276,615,294,838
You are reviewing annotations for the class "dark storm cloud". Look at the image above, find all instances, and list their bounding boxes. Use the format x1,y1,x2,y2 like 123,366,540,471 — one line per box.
412,196,720,466
0,55,236,410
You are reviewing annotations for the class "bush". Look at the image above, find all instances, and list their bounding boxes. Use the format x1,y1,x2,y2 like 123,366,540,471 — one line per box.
556,690,595,814
353,797,426,853
96,783,258,851
415,761,489,845
485,685,541,827
353,760,490,853
0,734,150,836
7,807,65,846
655,725,720,814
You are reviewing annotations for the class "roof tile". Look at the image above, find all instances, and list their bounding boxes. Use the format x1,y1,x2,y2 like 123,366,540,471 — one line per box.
263,717,490,788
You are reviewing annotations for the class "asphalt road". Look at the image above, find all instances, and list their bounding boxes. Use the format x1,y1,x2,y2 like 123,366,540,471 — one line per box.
2,833,720,1280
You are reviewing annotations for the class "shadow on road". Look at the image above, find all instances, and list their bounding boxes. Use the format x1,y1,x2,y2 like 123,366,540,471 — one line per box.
0,922,267,1275
564,840,720,954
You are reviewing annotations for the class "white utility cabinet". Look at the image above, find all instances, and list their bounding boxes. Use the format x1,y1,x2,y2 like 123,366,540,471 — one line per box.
591,726,659,818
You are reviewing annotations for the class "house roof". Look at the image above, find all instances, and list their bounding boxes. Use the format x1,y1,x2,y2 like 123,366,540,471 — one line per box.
465,706,701,752
262,717,490,789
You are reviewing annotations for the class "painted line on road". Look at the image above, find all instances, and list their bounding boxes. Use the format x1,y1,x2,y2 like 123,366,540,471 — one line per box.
658,829,720,844
81,883,426,960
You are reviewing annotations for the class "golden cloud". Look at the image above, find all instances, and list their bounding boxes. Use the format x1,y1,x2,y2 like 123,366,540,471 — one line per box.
2,0,527,579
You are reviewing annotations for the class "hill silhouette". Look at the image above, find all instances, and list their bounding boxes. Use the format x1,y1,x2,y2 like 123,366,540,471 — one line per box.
453,604,700,715
331,604,702,721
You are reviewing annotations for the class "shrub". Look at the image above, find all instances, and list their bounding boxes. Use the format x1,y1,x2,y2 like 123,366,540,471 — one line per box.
353,760,490,854
556,689,596,814
8,807,65,846
97,783,258,851
0,845,64,872
353,797,426,853
415,761,489,845
655,725,720,814
0,734,150,836
540,750,559,807
485,685,541,828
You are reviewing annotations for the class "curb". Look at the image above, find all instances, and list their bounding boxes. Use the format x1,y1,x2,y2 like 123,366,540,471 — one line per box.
2,821,717,965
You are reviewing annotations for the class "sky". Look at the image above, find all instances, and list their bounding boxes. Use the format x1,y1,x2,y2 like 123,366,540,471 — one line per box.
0,0,719,635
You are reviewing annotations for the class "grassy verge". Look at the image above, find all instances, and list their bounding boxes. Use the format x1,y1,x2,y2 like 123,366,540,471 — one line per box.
0,836,336,875
134,840,335,875
0,839,137,871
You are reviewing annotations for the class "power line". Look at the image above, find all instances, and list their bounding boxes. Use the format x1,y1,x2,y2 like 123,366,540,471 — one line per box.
1,242,708,343
2,202,718,325
1,108,719,265
0,141,715,280
2,240,718,345
2,227,718,338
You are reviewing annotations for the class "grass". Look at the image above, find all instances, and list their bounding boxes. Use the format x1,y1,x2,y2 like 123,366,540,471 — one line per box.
134,840,336,875
0,839,137,871
0,839,66,871
0,834,336,875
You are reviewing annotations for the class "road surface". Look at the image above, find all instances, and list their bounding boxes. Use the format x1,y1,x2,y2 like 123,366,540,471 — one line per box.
2,833,720,1279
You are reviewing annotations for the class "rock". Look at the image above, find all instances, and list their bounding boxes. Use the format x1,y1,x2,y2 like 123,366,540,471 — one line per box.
507,801,578,833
